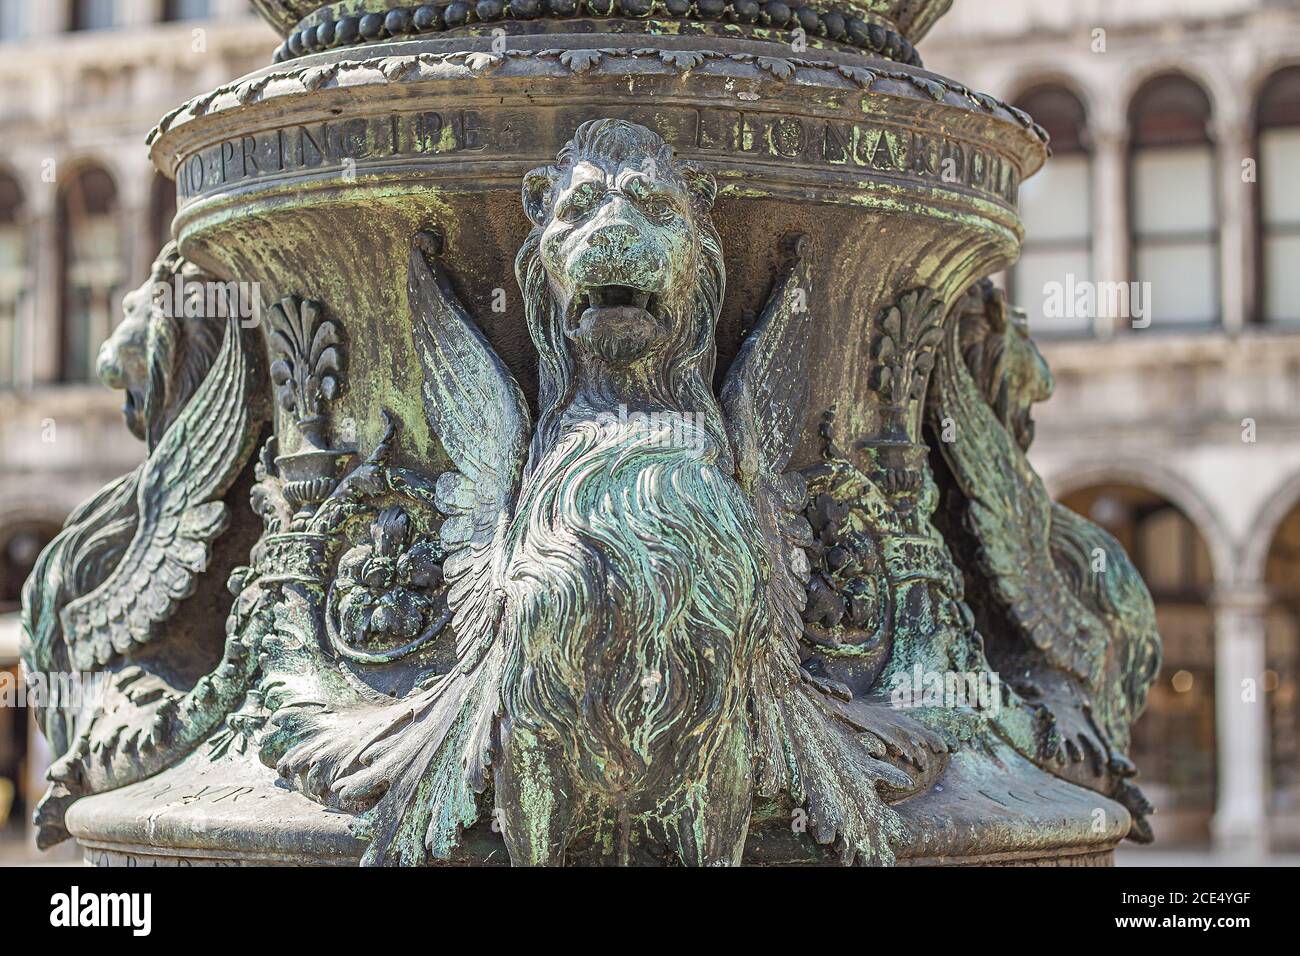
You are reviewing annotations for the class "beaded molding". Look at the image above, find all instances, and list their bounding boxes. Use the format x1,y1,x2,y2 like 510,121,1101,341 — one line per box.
271,1,925,67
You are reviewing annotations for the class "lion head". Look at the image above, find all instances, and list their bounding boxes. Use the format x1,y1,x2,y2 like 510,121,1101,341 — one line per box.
515,119,726,451
957,279,1055,452
96,241,225,448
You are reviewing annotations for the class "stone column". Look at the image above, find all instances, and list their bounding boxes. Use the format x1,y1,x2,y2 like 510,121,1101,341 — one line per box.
113,157,155,296
25,712,49,853
1215,119,1252,334
31,0,68,35
1211,586,1271,856
121,0,162,29
1089,122,1129,339
15,225,36,390
26,200,61,386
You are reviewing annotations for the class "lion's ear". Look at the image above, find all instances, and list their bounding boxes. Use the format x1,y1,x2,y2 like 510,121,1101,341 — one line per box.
522,165,559,227
681,163,717,212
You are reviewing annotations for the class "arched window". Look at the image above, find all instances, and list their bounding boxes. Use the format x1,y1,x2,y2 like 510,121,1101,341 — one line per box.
1129,74,1219,328
70,0,119,31
1258,67,1300,325
163,0,212,21
0,173,25,390
1013,85,1092,336
58,165,123,384
150,172,177,252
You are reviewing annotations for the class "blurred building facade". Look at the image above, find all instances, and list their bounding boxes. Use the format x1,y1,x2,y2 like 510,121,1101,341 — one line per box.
927,0,1300,857
0,0,1297,860
0,0,272,850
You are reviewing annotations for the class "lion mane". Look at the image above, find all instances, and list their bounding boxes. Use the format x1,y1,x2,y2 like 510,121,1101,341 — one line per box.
502,119,766,801
139,243,226,446
956,278,1054,454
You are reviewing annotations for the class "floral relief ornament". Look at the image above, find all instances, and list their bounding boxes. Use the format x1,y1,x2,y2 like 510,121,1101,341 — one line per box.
329,506,452,664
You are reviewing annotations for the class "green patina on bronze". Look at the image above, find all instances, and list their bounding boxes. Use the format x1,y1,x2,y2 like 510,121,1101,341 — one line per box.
19,1,1158,866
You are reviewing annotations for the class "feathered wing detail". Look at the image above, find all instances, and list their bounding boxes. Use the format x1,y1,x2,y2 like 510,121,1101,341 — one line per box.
929,285,1161,840
1048,501,1161,754
406,231,529,664
722,234,814,492
267,630,507,865
721,234,814,687
721,235,815,767
59,317,260,672
721,238,925,865
270,232,529,864
930,311,1107,693
21,470,141,755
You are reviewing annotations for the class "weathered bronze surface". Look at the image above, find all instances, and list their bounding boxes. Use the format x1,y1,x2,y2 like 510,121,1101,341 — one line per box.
22,0,1160,866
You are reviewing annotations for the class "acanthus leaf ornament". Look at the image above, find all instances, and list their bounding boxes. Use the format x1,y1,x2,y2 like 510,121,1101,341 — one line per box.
268,294,346,443
871,287,945,414
267,294,354,525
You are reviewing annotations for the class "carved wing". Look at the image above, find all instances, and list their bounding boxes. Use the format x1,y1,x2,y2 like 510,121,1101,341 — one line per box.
723,234,813,492
721,234,814,692
408,229,531,646
59,317,260,671
270,232,531,864
20,470,140,758
929,303,1108,692
721,238,923,864
929,289,1162,840
1048,500,1161,751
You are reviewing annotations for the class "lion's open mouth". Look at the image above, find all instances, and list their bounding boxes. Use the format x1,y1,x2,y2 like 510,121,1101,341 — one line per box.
570,285,660,330
585,285,651,312
121,388,147,440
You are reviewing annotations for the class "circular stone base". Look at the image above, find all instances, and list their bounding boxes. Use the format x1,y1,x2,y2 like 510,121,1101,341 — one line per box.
67,738,1127,866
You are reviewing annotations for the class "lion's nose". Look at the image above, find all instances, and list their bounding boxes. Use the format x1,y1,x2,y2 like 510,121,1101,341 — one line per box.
96,341,124,389
584,194,644,251
586,221,641,255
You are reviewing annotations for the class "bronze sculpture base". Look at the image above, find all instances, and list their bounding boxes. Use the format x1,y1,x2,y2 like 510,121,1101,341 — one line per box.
23,0,1161,868
67,740,1127,866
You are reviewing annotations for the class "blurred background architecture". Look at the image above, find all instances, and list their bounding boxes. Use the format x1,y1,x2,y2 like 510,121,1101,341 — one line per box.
0,0,1298,864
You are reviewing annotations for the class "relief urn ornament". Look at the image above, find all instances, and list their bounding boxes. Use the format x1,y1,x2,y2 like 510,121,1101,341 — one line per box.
20,0,1161,866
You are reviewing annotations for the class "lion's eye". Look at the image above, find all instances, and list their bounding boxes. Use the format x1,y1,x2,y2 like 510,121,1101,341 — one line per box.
558,183,601,223
641,195,676,222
